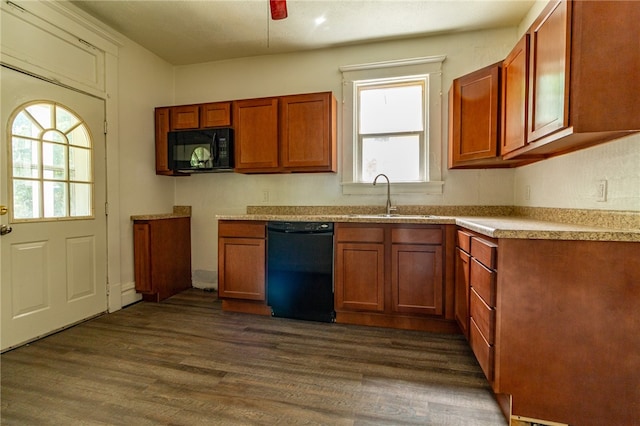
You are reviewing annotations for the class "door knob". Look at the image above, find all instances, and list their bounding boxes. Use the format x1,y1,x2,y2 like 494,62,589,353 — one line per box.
0,205,7,216
1,225,12,235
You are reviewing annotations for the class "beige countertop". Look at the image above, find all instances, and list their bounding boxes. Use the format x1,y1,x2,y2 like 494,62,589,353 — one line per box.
131,205,192,221
216,208,640,242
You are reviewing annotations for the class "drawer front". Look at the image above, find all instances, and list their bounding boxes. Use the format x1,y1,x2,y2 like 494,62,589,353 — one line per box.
470,288,495,344
392,227,442,244
457,229,472,253
470,258,496,306
336,226,384,243
218,221,266,238
470,318,494,381
471,236,497,268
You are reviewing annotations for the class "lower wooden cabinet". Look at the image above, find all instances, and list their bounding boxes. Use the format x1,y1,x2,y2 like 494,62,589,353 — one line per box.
468,234,498,383
218,221,266,300
217,220,271,315
335,223,456,332
133,217,191,302
335,226,385,312
454,230,473,339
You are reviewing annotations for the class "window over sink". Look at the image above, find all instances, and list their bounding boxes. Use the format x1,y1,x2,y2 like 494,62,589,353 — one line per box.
340,56,445,195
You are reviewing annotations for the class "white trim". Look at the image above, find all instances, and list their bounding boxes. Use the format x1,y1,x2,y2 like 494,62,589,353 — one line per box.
342,181,445,195
340,56,445,195
121,282,142,307
339,55,447,73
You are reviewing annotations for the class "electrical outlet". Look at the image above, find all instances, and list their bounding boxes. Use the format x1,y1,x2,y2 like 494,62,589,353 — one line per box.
262,190,270,203
525,185,531,201
596,180,607,202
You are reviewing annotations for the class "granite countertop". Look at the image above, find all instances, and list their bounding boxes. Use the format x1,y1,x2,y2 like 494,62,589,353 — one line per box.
216,206,640,242
131,205,192,221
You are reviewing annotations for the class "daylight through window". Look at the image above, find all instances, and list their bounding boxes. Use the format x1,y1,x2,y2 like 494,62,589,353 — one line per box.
358,80,425,182
9,102,94,221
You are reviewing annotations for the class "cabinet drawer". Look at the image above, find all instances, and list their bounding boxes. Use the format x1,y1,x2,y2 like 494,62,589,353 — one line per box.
470,318,494,381
471,237,497,268
391,227,442,244
457,230,472,253
336,226,384,243
218,221,266,238
470,288,495,344
470,258,496,306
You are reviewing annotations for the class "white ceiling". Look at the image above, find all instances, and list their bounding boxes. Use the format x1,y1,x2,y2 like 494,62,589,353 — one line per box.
70,0,535,65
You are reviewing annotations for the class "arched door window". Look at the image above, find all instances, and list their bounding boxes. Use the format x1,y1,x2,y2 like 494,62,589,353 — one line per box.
9,101,93,221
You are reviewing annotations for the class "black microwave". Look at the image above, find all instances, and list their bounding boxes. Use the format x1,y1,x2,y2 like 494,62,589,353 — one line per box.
168,128,234,172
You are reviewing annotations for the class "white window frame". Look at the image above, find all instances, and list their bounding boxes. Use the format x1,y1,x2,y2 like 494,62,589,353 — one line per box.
340,56,445,195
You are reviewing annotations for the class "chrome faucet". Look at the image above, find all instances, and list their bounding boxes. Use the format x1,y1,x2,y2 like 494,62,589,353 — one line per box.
373,173,397,216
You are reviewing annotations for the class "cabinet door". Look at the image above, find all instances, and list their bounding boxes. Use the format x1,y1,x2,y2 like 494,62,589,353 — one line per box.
233,98,279,172
448,63,501,167
171,105,200,130
454,247,471,339
501,35,529,155
218,237,266,300
528,0,569,143
335,242,385,312
279,92,336,172
133,223,152,293
201,102,231,128
154,107,173,175
391,244,443,316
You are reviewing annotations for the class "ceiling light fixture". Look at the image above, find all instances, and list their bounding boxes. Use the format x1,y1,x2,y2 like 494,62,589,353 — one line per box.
270,0,288,20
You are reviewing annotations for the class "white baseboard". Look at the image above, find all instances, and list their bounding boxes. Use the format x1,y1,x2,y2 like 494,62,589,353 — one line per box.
121,281,142,307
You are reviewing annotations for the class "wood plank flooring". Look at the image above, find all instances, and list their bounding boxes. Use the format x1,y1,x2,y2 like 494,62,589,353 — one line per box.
1,289,507,425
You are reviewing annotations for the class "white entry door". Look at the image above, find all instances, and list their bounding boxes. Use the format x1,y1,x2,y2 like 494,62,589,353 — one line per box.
1,66,107,351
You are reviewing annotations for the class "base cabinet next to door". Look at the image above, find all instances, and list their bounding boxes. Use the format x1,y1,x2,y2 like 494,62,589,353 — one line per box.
217,220,270,315
133,217,192,302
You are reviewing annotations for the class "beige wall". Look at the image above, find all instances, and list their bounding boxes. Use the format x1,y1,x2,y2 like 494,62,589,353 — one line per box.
117,38,175,288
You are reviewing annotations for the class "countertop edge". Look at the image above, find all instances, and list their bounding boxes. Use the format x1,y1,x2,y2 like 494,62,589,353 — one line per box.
216,214,640,242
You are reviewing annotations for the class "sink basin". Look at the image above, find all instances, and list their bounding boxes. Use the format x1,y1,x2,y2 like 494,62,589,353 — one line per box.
348,214,436,219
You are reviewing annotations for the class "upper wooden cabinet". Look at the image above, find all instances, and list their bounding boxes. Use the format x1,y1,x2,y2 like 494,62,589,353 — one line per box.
154,92,335,175
448,62,501,169
448,63,531,169
504,0,640,159
450,0,640,168
170,105,200,130
201,102,231,128
501,35,530,156
233,97,280,172
154,107,187,176
154,102,232,176
280,92,337,172
234,92,337,173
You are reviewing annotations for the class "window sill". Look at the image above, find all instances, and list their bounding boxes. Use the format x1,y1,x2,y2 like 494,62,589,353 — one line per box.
341,181,444,195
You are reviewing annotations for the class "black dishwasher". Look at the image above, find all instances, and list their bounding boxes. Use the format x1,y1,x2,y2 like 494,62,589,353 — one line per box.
267,222,335,322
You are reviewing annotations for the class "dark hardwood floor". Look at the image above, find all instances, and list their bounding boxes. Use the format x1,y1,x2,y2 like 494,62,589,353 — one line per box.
1,289,507,425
